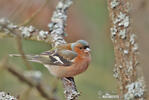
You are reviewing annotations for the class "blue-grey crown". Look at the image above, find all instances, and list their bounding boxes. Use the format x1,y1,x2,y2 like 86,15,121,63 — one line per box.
76,40,89,46
71,40,89,51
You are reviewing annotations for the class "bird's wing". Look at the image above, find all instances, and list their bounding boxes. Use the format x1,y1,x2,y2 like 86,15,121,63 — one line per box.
57,50,78,60
9,49,77,66
33,49,77,66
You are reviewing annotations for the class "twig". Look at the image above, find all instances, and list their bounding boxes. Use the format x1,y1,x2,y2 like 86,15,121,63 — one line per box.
22,0,50,26
3,64,56,100
107,0,146,99
16,34,32,70
48,0,80,99
0,58,56,100
7,66,34,87
19,87,32,100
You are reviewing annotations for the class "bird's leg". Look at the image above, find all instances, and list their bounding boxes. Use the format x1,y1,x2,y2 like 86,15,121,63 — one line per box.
63,77,72,85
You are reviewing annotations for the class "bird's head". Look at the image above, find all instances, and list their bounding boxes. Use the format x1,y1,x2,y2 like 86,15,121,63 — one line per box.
71,40,91,56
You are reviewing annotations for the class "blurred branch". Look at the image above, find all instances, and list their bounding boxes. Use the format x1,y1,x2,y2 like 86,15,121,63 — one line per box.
48,0,80,99
16,34,32,70
0,57,56,100
22,0,50,26
1,63,56,100
51,79,58,95
107,0,146,99
19,87,32,100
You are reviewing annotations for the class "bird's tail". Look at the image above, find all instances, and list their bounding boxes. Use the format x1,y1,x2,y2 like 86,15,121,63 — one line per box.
9,54,42,63
9,54,22,57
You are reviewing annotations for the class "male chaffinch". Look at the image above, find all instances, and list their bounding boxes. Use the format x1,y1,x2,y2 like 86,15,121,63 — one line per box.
10,40,91,78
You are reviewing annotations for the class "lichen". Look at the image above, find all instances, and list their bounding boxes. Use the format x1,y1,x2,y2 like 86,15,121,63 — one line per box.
0,91,17,100
124,78,145,100
119,16,129,27
113,12,129,28
130,34,136,45
113,12,126,24
7,23,18,29
0,18,9,25
113,65,120,79
110,25,117,40
19,26,35,38
65,90,80,100
119,29,126,39
110,0,119,9
38,30,49,40
124,49,129,54
127,64,133,74
48,0,74,47
0,18,17,34
57,1,64,9
0,18,51,41
132,43,138,52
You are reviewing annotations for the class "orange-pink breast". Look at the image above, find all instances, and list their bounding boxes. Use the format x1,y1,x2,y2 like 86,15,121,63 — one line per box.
44,55,91,78
56,55,91,77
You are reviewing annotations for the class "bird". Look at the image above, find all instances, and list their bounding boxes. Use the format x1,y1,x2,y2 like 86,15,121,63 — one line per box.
10,40,91,78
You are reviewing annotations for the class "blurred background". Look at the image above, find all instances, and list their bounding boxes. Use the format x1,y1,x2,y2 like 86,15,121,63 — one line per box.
0,0,148,100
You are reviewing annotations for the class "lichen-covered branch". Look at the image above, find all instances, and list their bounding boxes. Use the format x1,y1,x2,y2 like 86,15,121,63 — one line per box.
107,0,146,99
48,0,71,47
48,0,80,99
0,18,50,42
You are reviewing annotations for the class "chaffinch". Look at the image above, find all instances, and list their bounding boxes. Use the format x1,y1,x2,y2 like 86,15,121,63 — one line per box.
10,40,91,78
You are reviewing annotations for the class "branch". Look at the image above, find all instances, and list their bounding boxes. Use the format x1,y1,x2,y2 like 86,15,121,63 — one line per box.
0,18,50,43
48,0,80,99
16,34,32,70
107,0,146,99
0,56,56,100
0,62,56,100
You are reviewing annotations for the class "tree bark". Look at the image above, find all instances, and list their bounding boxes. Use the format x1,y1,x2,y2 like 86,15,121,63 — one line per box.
107,0,146,99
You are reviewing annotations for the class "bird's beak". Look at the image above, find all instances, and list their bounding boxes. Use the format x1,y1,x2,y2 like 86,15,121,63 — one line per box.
84,48,91,52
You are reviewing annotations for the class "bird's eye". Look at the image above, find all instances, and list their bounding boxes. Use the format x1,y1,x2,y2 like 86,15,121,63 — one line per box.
84,46,89,49
79,47,83,49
